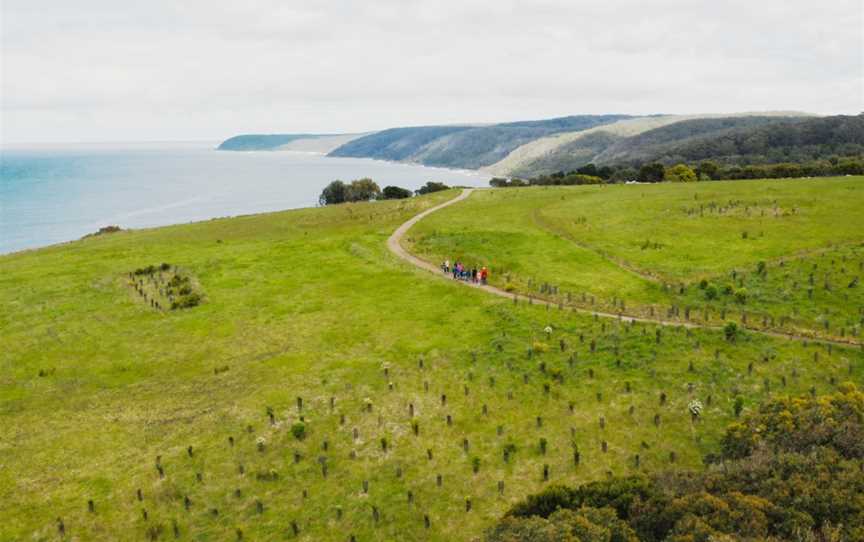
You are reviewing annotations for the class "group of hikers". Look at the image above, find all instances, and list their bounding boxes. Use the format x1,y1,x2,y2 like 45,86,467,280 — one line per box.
441,259,489,284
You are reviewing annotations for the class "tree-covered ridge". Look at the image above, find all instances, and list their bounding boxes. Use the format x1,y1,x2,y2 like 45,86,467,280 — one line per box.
328,115,634,169
327,125,475,161
592,116,814,165
488,384,864,542
623,114,864,167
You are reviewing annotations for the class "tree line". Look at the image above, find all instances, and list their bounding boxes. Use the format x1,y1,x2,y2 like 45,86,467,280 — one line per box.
319,179,450,205
491,155,864,187
486,383,864,542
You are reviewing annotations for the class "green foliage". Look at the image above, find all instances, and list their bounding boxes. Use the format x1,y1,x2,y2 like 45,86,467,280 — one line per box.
733,396,745,418
494,385,864,541
291,422,307,441
381,185,413,200
664,164,697,183
487,507,639,542
344,178,381,202
489,177,528,188
526,172,604,186
320,178,382,205
637,163,665,183
415,181,450,195
319,180,347,205
723,322,738,342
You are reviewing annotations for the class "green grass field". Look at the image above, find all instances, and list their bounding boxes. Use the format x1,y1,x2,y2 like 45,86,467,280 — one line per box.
1,183,862,541
407,177,864,342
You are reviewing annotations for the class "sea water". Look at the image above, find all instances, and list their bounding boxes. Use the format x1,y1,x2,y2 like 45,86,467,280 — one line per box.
0,142,486,254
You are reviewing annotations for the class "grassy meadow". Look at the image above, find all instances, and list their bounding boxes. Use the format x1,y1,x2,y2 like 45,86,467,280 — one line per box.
1,184,863,541
407,177,864,342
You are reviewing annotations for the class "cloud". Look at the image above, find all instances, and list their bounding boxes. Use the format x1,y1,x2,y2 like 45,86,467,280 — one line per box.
1,0,862,143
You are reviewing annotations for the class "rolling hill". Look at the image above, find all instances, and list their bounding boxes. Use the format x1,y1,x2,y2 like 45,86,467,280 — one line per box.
328,115,635,169
2,178,862,540
495,113,829,177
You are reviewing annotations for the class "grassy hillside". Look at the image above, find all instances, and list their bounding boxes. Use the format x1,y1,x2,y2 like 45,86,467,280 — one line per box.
216,134,337,151
406,177,864,342
2,185,862,541
329,115,634,169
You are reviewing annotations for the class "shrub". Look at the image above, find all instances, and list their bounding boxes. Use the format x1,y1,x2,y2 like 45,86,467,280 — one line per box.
532,341,550,354
664,164,697,183
704,285,718,300
503,443,517,462
734,288,748,304
381,185,413,200
416,181,450,195
724,322,738,342
494,386,864,541
291,422,306,441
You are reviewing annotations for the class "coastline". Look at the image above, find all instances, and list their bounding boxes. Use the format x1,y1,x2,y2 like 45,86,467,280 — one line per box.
0,147,488,257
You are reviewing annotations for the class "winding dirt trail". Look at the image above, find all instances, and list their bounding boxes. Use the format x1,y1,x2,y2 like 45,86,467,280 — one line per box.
388,189,861,349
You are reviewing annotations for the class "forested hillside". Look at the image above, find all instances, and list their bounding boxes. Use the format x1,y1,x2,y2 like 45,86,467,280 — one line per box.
328,115,634,169
625,113,864,166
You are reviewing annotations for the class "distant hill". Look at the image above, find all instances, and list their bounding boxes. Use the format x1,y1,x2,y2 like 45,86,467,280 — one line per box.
500,114,820,177
617,113,864,166
328,115,635,169
216,112,860,175
217,134,334,151
327,125,475,162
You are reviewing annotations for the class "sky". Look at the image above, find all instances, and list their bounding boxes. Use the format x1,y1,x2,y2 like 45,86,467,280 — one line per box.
1,0,862,144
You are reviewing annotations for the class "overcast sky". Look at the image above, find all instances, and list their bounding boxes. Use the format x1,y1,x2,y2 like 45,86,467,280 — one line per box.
1,0,862,144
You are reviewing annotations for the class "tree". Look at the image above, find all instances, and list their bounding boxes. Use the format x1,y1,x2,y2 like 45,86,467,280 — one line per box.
610,167,638,183
416,181,450,195
382,185,413,199
696,160,720,180
638,163,665,183
344,178,381,202
576,163,599,177
597,166,615,180
319,180,347,205
664,164,698,183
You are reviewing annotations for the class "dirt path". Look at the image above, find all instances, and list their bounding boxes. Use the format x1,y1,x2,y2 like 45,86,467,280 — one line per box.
388,189,861,349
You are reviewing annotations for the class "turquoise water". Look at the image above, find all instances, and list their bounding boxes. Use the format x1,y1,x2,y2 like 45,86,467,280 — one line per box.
0,142,485,254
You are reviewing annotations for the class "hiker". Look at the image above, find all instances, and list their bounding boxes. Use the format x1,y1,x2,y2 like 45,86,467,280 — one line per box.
452,262,459,279
481,266,488,285
471,267,477,283
445,259,450,273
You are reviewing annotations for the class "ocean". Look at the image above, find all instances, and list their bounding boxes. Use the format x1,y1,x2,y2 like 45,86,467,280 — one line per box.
0,142,486,254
